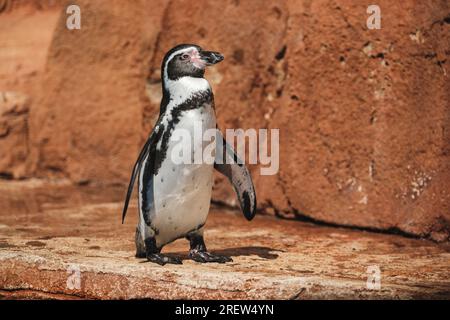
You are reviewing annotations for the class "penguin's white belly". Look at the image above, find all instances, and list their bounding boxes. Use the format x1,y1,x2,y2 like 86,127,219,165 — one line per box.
152,105,216,246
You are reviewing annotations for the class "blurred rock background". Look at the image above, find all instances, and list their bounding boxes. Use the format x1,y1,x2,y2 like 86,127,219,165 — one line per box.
0,0,449,241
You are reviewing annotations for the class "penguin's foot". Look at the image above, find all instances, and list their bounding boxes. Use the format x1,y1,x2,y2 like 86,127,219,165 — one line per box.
186,231,232,263
135,251,146,258
142,237,181,265
145,253,183,266
189,250,233,263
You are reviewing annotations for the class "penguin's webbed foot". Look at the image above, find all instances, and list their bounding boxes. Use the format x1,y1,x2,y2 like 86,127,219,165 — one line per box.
186,232,232,263
135,251,146,258
145,253,183,266
189,251,233,263
141,237,181,265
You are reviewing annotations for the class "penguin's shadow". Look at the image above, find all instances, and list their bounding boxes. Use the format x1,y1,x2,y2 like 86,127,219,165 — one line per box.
169,246,282,261
212,246,282,260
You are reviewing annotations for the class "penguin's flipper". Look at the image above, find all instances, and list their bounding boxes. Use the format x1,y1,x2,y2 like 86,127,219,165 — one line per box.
122,119,162,224
214,130,257,221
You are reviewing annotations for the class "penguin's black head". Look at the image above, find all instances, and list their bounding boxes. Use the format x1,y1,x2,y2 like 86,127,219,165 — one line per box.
162,44,224,81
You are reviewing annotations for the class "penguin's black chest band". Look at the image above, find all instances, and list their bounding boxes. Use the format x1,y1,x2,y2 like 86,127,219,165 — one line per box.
143,89,213,180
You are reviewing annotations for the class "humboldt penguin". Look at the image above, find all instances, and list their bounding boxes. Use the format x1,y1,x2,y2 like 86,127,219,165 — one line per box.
122,44,256,265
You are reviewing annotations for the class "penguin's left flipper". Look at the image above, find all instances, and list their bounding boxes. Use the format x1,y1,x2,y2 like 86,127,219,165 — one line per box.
214,130,257,221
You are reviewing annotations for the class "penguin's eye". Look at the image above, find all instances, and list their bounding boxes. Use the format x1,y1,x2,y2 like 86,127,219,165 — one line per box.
180,54,190,61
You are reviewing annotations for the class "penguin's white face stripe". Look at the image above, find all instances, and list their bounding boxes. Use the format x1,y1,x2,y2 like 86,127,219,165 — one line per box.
163,47,199,85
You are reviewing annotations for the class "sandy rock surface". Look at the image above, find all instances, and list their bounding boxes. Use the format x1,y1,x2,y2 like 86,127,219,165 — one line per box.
0,180,449,299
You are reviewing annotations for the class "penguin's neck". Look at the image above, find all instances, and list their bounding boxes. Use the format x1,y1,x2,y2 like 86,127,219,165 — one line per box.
165,76,210,103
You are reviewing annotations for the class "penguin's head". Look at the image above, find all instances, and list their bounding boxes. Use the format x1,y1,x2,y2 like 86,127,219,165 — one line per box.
161,44,224,82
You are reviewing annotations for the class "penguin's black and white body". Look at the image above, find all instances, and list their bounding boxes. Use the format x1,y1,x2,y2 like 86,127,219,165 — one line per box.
122,44,256,265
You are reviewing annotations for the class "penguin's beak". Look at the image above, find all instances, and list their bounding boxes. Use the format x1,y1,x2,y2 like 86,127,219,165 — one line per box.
199,50,224,66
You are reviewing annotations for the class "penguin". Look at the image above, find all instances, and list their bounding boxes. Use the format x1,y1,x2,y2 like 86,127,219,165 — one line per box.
122,44,256,265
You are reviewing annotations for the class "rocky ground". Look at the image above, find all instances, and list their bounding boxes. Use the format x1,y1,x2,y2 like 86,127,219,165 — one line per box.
0,180,448,299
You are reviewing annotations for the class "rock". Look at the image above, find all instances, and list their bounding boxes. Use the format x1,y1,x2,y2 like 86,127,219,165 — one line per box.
0,92,29,178
0,2,62,178
0,180,449,299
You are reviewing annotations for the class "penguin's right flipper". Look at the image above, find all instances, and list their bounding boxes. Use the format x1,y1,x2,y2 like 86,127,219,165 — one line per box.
214,130,257,221
122,118,162,224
